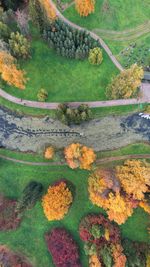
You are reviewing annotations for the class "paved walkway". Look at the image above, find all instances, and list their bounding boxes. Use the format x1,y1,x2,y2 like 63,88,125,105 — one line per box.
0,84,149,109
0,153,150,166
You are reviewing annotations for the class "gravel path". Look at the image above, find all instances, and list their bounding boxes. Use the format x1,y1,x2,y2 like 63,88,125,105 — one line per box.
0,83,149,110
0,153,150,166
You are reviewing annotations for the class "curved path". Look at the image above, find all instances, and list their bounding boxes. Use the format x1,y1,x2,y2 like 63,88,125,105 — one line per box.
0,153,150,166
0,83,149,110
50,0,124,71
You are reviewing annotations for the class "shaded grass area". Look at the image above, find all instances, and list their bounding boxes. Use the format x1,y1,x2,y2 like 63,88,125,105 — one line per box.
2,26,118,102
0,159,149,267
64,0,150,31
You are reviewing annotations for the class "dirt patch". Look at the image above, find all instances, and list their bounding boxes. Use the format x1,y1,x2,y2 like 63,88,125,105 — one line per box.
0,107,149,152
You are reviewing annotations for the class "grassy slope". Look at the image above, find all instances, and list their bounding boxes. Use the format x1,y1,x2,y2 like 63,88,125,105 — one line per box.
64,0,150,31
0,159,149,267
2,27,118,102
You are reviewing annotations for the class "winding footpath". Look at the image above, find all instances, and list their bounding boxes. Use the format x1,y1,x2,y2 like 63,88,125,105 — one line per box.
0,1,149,109
0,153,150,166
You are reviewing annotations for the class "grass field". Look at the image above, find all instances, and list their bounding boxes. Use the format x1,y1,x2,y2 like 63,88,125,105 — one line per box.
2,26,118,103
0,158,149,267
64,0,150,31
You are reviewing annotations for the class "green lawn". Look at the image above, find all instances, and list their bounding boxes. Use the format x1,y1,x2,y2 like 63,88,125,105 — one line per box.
64,0,150,31
0,159,149,267
2,27,118,102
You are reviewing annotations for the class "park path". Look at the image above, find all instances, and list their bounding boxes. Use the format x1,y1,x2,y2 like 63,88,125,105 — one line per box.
0,83,149,109
0,1,149,110
50,0,124,72
0,153,150,166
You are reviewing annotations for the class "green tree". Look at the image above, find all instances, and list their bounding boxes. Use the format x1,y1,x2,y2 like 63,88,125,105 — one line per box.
16,181,43,213
0,21,10,41
88,47,103,65
9,31,31,59
106,64,144,99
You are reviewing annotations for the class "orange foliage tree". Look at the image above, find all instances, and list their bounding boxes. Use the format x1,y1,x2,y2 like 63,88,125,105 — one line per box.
89,254,102,267
116,160,150,200
112,244,127,267
39,0,56,21
44,146,54,160
75,0,95,16
42,181,72,221
0,51,26,89
88,161,150,224
64,143,96,170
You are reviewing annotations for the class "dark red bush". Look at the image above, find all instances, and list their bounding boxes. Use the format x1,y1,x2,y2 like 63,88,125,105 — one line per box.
45,228,81,267
0,195,21,231
0,245,32,267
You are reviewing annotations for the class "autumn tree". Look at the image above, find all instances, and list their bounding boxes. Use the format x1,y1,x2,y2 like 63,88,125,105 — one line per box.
0,50,26,89
106,64,144,99
44,146,54,160
88,47,103,65
9,32,31,59
75,0,95,16
39,0,56,21
64,143,96,170
42,181,73,221
116,160,150,200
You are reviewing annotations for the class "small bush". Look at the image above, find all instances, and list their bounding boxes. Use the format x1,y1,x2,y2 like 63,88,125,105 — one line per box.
57,103,92,125
9,31,31,59
88,47,103,65
44,146,54,160
45,228,81,267
37,88,48,101
16,181,43,213
0,195,21,231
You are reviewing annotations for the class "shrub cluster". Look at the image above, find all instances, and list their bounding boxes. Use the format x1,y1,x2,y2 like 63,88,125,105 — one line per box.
88,160,150,224
43,19,100,60
0,246,33,267
64,143,96,170
57,103,92,125
79,214,126,267
0,194,21,231
45,228,81,267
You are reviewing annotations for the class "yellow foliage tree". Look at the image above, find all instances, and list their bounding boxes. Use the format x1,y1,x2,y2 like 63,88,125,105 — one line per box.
64,143,96,170
44,146,54,160
42,182,72,221
75,0,95,16
107,192,133,225
116,160,150,200
39,0,56,21
89,254,102,267
0,51,26,89
107,64,144,99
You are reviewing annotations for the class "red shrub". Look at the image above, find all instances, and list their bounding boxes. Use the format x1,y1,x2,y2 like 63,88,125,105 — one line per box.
0,195,21,231
45,228,81,267
0,245,32,267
